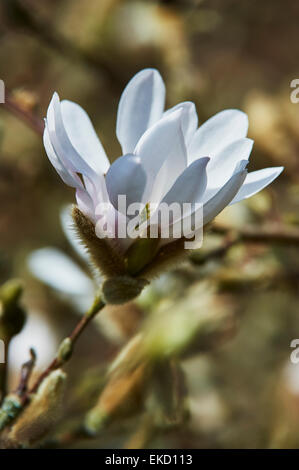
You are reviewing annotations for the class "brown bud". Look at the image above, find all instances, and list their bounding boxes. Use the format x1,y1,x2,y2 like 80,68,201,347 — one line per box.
84,334,148,434
146,359,189,429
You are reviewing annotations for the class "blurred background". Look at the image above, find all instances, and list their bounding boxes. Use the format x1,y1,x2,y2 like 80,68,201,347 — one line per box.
0,0,299,449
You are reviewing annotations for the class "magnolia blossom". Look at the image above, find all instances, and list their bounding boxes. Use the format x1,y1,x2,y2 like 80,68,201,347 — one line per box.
44,68,283,251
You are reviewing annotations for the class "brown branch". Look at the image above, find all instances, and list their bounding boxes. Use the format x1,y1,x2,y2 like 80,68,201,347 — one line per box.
29,298,105,396
2,90,44,136
211,224,299,246
191,224,299,266
15,348,36,398
3,0,126,93
0,340,9,405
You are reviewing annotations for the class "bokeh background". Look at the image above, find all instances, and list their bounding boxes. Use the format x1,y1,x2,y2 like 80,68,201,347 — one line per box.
0,0,299,448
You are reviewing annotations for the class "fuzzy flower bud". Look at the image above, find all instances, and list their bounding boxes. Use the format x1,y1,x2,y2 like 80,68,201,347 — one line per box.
0,279,26,340
7,369,66,447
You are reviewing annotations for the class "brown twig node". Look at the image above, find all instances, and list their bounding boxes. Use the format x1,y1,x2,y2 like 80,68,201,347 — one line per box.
2,91,44,136
15,348,36,398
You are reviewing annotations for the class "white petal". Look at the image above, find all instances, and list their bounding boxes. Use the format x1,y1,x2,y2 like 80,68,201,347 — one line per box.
188,109,249,163
203,160,248,225
43,125,82,189
205,138,254,192
82,172,109,209
161,157,209,206
135,109,187,202
9,313,58,371
105,154,147,212
154,157,209,237
169,202,204,247
28,248,94,296
76,188,95,222
60,206,90,262
116,68,165,154
61,100,110,174
164,101,198,145
47,93,96,179
230,166,284,205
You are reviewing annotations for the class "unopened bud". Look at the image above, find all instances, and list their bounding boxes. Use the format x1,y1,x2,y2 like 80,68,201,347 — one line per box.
8,369,66,447
84,334,148,435
57,338,72,363
0,394,22,431
84,362,148,435
146,360,189,429
0,280,26,339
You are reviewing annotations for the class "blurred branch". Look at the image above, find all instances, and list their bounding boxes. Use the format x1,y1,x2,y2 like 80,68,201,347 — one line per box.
2,90,44,136
29,295,105,395
215,269,299,293
2,0,125,92
190,224,299,266
15,348,36,399
0,341,9,405
124,413,155,449
0,295,105,437
212,224,299,246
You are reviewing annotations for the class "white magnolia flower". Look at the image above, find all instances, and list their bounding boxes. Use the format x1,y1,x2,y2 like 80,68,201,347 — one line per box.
44,68,283,254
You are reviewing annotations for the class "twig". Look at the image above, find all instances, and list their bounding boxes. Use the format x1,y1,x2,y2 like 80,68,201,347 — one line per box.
124,413,155,449
2,90,44,136
29,297,105,396
211,224,299,246
0,340,9,405
190,233,239,266
3,0,125,93
190,224,299,266
15,348,36,398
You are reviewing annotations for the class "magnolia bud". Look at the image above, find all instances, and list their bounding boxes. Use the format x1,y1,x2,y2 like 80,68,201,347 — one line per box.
7,370,66,447
84,334,148,435
0,394,22,431
84,362,149,435
57,338,72,363
146,359,189,429
0,280,26,339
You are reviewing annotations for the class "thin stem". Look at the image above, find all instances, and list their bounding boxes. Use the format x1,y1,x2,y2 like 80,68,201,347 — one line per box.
15,348,36,398
29,298,105,396
0,339,10,404
3,0,124,93
211,224,299,246
2,91,44,136
191,224,299,266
